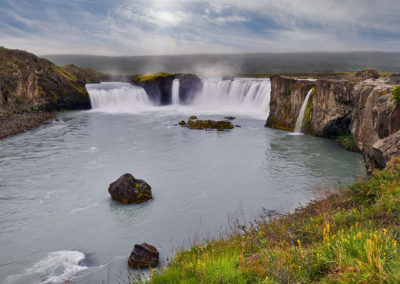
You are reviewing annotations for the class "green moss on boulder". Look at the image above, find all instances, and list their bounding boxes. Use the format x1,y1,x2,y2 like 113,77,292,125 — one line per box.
180,119,234,131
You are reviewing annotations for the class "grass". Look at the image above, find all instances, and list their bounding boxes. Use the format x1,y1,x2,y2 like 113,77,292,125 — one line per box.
140,157,400,283
337,134,358,152
133,72,173,83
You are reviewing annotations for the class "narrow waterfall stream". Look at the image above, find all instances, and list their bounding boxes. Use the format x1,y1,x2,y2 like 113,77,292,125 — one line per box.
172,79,180,105
294,89,313,133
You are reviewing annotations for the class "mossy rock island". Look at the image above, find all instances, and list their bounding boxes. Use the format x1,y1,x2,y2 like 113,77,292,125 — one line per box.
108,173,152,204
179,118,234,131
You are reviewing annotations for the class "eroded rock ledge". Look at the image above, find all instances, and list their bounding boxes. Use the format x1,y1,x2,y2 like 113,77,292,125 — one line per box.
266,71,400,173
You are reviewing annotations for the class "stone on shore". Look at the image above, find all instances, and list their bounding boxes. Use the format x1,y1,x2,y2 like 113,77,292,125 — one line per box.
128,243,159,269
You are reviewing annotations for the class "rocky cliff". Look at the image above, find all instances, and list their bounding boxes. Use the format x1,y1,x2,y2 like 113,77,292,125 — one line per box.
266,70,400,173
0,46,110,139
132,72,202,105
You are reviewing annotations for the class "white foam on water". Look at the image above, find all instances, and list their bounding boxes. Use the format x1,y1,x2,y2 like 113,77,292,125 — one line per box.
6,251,87,284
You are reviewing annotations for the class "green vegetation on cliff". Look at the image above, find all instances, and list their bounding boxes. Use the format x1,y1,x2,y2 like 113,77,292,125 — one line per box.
337,134,359,152
133,72,173,83
144,158,400,283
392,84,400,105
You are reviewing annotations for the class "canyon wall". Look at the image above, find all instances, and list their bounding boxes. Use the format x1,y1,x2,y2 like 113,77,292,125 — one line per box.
0,47,108,116
266,71,400,173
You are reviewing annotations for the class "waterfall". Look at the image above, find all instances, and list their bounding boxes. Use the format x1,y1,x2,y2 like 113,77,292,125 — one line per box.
172,79,180,105
194,78,270,118
294,89,313,133
87,82,152,112
86,78,271,119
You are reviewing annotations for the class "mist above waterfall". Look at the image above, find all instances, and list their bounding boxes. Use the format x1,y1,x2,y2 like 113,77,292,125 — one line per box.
87,78,271,119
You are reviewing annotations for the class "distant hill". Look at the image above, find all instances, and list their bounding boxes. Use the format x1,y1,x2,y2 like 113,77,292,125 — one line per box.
44,52,400,76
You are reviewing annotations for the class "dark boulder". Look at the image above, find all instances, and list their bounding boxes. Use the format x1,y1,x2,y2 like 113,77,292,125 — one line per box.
178,74,202,104
108,173,152,204
355,69,379,79
189,115,197,120
224,116,236,120
128,243,159,269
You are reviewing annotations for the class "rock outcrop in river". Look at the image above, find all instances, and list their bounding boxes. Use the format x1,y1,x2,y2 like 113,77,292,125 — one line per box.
132,73,202,105
266,70,400,174
108,173,153,204
179,118,234,131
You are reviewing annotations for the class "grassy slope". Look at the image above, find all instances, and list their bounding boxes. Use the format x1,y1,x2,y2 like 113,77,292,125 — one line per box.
145,158,400,283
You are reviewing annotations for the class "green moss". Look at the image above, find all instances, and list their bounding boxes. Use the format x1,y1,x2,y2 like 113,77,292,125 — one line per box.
286,84,293,95
265,115,294,131
311,86,316,95
392,84,400,105
133,72,173,83
337,134,358,152
303,99,315,135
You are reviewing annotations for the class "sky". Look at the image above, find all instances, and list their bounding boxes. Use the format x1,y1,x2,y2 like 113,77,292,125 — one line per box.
0,0,399,56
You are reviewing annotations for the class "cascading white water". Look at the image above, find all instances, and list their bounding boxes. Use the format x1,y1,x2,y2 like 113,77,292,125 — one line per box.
194,78,271,118
87,82,152,112
172,79,180,105
86,78,271,119
294,89,313,133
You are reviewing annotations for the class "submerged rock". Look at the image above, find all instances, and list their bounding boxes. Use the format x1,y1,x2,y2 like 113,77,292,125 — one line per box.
180,119,234,131
189,116,198,120
128,243,159,269
108,173,152,204
178,120,186,126
224,116,236,120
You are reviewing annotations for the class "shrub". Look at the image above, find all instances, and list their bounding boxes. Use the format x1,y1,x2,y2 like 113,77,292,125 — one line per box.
392,84,400,105
337,134,358,152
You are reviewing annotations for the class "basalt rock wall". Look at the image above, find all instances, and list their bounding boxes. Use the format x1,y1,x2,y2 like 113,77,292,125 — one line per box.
0,47,108,116
266,71,400,173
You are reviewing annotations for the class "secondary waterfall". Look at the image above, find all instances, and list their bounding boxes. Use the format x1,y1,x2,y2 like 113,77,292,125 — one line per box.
87,82,151,112
172,79,180,105
294,89,313,133
86,78,271,119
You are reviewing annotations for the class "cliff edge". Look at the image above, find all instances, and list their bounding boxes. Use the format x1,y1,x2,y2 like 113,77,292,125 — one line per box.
266,70,400,173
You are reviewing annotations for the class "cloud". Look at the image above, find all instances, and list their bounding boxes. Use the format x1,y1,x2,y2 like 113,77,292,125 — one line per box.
0,0,399,55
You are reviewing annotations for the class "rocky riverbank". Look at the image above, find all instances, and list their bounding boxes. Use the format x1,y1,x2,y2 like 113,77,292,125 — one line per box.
0,111,55,139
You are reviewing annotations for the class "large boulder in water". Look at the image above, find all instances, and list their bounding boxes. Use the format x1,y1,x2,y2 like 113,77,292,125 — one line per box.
128,243,159,269
178,74,202,104
108,173,152,204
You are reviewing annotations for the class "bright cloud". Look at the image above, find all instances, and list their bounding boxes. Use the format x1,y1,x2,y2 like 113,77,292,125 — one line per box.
0,0,399,55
